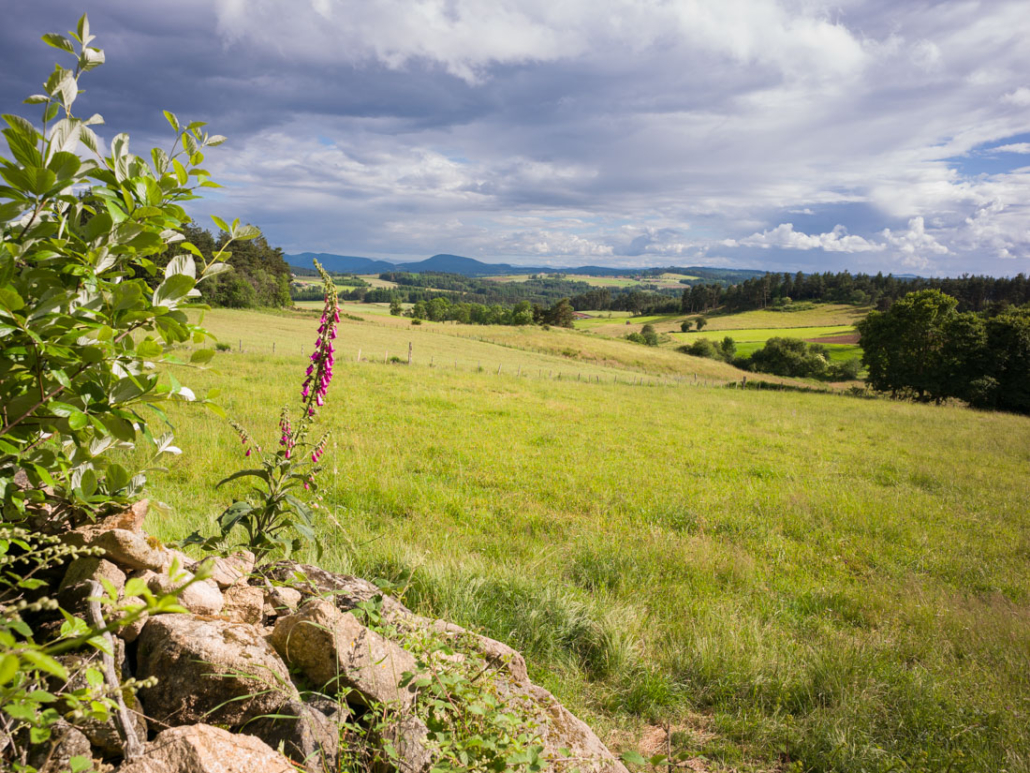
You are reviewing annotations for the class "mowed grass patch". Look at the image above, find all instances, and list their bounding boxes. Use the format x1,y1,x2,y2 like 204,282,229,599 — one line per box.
701,303,871,331
147,330,1030,773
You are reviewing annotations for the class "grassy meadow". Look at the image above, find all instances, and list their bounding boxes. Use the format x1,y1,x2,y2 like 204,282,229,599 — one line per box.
205,307,783,385
151,308,1030,773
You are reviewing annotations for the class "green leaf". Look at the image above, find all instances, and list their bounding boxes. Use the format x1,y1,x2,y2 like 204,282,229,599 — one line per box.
21,650,68,681
0,654,17,685
233,223,261,241
78,13,93,45
163,110,179,133
42,33,76,54
67,410,89,431
190,348,215,365
79,468,98,498
123,577,147,598
136,339,163,358
3,127,43,167
217,501,255,533
152,274,196,308
3,113,40,141
105,463,131,491
80,47,105,72
206,134,227,147
0,288,25,311
216,468,269,488
620,751,647,766
164,254,196,279
172,158,188,186
48,150,82,180
83,211,113,243
210,215,229,233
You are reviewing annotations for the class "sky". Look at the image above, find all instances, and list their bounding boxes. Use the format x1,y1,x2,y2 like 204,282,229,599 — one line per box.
2,1,1029,276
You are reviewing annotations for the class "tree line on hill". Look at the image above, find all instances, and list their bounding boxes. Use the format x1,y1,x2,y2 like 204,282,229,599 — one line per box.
183,224,292,308
368,271,684,310
394,295,577,327
680,271,1030,314
857,290,1030,414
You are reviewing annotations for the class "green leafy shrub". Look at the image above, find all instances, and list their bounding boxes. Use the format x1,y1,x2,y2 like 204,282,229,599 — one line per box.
0,15,258,524
0,16,241,768
744,337,828,378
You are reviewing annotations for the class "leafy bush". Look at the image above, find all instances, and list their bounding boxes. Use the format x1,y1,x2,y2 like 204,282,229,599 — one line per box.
0,16,257,524
640,324,659,346
678,336,735,362
679,338,721,359
0,16,241,766
744,337,828,378
858,290,1030,412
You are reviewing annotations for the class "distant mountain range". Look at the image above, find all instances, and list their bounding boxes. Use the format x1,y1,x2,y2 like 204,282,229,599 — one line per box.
285,252,768,281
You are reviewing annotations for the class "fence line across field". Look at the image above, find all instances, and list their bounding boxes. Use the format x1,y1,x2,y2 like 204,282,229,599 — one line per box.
198,340,813,392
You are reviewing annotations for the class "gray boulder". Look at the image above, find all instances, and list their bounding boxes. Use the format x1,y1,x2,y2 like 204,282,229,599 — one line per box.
241,698,340,773
271,598,417,710
221,582,265,625
117,723,295,773
137,614,295,728
380,715,434,773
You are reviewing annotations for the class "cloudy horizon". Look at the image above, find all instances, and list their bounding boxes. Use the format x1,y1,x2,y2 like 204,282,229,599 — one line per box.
3,1,1029,276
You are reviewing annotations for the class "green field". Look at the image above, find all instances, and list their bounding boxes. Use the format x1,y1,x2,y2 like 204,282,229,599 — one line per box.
701,304,870,331
579,304,867,341
198,308,789,385
149,307,1030,773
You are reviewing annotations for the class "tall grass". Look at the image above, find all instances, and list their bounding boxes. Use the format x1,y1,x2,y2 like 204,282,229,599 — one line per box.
148,309,1030,773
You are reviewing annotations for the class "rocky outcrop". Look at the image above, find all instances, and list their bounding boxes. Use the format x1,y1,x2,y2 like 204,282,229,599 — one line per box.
117,724,295,773
137,615,295,727
41,516,630,773
272,598,417,709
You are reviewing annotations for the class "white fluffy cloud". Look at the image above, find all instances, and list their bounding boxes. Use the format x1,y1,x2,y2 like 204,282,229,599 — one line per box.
739,224,885,253
210,0,868,84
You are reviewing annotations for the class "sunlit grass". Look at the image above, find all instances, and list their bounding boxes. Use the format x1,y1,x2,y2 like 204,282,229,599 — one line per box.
151,309,1030,773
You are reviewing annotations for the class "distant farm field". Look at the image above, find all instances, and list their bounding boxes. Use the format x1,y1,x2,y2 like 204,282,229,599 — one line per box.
151,308,1030,773
489,273,698,289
